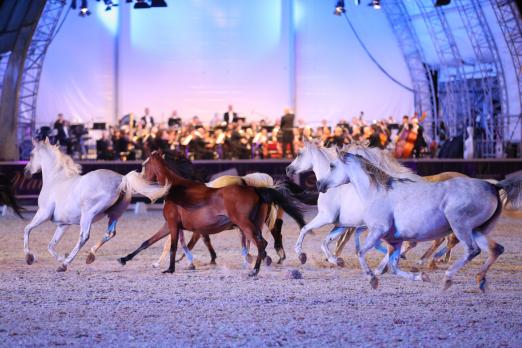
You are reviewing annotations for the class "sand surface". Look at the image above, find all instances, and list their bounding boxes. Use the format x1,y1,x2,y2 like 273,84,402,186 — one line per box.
1,210,521,347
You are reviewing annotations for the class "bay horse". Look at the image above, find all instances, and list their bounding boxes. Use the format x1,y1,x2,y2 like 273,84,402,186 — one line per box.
317,147,522,291
0,173,25,219
23,139,170,271
117,151,306,276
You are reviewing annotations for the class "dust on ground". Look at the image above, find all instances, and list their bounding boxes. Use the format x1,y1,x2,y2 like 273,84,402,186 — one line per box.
1,210,521,347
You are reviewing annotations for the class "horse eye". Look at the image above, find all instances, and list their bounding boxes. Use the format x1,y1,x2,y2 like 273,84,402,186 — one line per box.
330,163,335,169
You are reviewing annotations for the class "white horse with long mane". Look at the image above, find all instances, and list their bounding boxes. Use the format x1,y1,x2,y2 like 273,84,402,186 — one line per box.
317,145,522,291
24,139,170,271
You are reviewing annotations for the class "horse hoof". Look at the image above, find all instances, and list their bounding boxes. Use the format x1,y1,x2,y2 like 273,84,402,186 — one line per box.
442,278,453,291
186,263,196,271
298,253,307,265
85,252,95,265
421,272,430,282
410,266,420,273
117,258,126,266
336,257,345,267
248,270,259,277
476,274,487,293
246,254,255,264
25,253,35,265
56,264,67,272
370,276,379,290
265,256,272,267
210,259,217,265
162,268,175,274
151,262,160,268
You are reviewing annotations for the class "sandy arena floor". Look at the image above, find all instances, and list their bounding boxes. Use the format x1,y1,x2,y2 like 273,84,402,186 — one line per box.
0,209,521,347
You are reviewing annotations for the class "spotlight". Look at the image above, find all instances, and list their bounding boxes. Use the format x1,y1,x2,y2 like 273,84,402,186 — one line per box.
134,0,150,9
434,0,451,6
71,0,77,10
150,0,167,7
334,0,345,16
370,0,381,9
79,0,91,16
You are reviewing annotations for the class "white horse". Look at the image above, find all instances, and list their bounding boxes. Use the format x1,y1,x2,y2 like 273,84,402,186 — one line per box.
24,139,170,272
286,141,392,266
317,146,522,291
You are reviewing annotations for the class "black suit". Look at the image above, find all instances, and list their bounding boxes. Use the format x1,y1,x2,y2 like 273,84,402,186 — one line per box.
223,111,238,124
280,113,295,157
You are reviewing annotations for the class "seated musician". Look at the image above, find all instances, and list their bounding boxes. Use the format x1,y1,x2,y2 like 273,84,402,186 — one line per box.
264,129,282,159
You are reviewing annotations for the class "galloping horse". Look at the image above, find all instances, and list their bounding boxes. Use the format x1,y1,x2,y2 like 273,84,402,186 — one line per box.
317,147,522,290
0,173,25,219
23,139,169,271
118,151,306,276
153,172,286,269
286,141,467,270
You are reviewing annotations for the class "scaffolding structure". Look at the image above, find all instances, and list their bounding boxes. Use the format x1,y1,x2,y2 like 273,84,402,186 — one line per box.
17,0,66,146
382,0,436,140
490,0,522,153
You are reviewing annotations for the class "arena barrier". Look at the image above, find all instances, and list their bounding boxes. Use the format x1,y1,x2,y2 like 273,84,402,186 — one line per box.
1,159,521,204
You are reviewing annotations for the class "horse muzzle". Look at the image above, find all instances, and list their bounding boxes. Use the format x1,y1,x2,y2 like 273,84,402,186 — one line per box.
316,180,328,193
286,166,295,177
23,168,33,179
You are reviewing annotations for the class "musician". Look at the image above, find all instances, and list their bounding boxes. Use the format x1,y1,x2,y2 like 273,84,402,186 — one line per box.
54,113,72,154
223,105,238,125
96,131,113,160
280,108,295,158
141,107,155,130
411,116,427,158
398,115,411,134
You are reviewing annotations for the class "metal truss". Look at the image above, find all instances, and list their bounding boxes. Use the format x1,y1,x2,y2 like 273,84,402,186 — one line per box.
490,0,522,152
415,0,472,142
17,0,66,146
0,52,11,98
382,0,436,140
454,0,509,157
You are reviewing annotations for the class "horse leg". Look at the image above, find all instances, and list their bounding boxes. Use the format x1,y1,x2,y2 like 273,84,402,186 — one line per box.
417,238,444,268
443,234,460,263
333,227,355,257
357,228,385,289
474,233,504,292
442,228,480,290
400,241,417,260
270,211,285,264
86,217,118,265
202,235,217,265
163,222,180,274
152,224,170,268
388,241,430,282
58,215,93,272
179,230,195,270
48,225,69,262
23,208,52,265
118,226,170,265
294,212,334,264
322,226,348,266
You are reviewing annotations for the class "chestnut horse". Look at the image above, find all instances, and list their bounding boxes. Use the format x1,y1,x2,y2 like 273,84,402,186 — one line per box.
118,152,306,276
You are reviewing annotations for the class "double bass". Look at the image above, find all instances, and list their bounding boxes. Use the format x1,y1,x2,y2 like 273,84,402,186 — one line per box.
394,112,426,158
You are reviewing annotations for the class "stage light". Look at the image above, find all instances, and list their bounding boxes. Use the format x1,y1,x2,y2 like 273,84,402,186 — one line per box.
134,0,150,9
71,0,77,10
334,0,346,16
150,0,167,7
371,0,381,9
79,0,91,16
434,0,451,6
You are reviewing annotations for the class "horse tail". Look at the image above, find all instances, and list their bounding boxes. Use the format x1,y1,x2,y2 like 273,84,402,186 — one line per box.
0,189,26,220
120,171,171,203
494,170,522,210
276,179,319,206
254,187,307,229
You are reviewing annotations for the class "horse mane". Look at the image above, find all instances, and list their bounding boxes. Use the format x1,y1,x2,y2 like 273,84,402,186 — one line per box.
342,143,421,182
45,144,82,177
242,173,274,187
